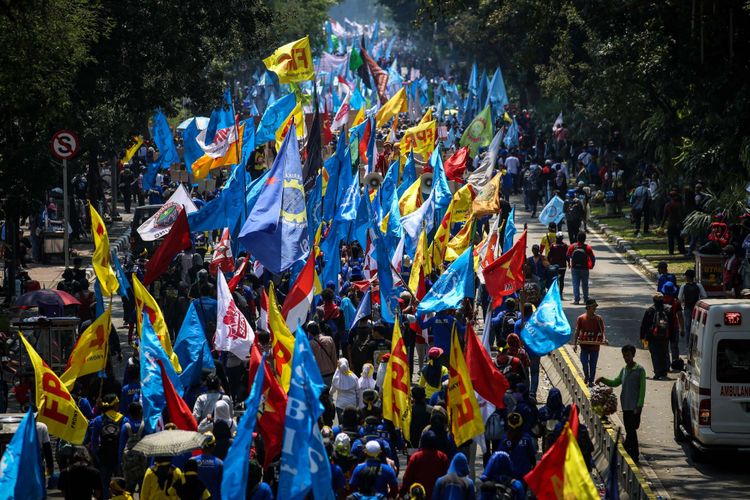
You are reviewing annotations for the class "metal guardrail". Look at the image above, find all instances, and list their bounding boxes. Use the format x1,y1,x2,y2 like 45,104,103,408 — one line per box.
547,346,657,500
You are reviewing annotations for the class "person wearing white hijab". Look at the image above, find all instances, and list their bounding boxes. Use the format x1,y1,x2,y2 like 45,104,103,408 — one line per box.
330,358,361,421
198,399,236,434
358,363,376,407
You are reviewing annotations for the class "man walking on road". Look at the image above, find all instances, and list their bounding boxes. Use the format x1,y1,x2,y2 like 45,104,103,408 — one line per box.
596,344,646,463
639,293,676,379
566,232,596,304
573,299,606,387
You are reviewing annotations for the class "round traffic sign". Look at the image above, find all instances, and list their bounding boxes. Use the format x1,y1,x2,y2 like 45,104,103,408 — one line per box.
50,130,80,160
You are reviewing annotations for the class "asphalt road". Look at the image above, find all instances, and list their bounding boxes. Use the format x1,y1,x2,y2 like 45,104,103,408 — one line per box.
515,195,750,499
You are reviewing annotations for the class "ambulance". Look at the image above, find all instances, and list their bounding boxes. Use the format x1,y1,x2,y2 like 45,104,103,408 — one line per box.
672,299,750,460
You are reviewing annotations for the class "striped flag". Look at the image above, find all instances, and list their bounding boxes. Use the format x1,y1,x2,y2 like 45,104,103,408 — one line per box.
281,250,316,331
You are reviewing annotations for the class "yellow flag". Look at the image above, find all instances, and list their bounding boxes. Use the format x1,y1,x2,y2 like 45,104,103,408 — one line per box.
352,106,366,127
268,282,295,392
445,218,475,262
563,426,600,498
503,111,513,123
472,171,502,217
398,177,422,217
263,36,314,83
419,108,433,125
429,184,475,267
448,326,484,446
275,101,305,151
19,333,88,444
132,275,181,373
409,227,431,295
89,203,120,296
382,319,411,442
121,136,143,164
401,119,436,158
192,123,244,180
375,88,408,127
60,307,112,390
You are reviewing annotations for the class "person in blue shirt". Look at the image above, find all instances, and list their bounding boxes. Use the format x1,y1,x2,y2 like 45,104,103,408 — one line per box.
498,412,537,480
419,310,465,357
118,402,143,464
432,452,475,499
349,441,399,497
120,380,141,416
480,451,525,500
190,433,223,500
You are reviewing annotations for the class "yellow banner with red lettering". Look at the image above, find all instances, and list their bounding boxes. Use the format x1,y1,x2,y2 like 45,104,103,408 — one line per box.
448,326,484,446
382,319,411,441
263,36,314,83
19,333,88,444
400,119,436,158
133,275,181,373
268,282,295,392
60,307,111,390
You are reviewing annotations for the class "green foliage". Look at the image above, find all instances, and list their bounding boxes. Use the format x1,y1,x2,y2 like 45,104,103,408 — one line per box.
268,0,337,53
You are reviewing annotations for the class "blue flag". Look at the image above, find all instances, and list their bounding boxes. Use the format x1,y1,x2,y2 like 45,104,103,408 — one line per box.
349,288,372,332
306,173,323,241
334,141,358,223
520,279,571,356
255,93,296,146
385,188,403,251
503,118,519,149
353,192,371,250
381,160,398,208
323,132,347,222
503,206,517,252
538,195,566,225
366,117,377,174
174,302,215,389
239,128,309,275
486,67,509,122
94,278,105,319
397,151,417,198
112,250,132,299
320,221,342,288
279,327,334,500
221,353,266,500
182,118,204,175
371,221,396,324
151,109,180,167
0,409,45,498
417,245,475,315
204,90,235,145
140,315,183,432
430,146,453,213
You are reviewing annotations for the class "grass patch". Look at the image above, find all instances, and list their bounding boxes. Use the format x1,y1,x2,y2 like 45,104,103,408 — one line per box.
590,204,694,283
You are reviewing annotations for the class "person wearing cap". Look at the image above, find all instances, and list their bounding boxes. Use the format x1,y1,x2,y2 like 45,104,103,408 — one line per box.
189,433,223,500
400,430,449,499
348,440,398,497
419,347,449,399
630,178,652,237
89,393,125,498
660,188,686,255
573,299,606,386
639,293,676,379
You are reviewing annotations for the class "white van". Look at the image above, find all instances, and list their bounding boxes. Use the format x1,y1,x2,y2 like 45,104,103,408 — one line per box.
672,299,750,460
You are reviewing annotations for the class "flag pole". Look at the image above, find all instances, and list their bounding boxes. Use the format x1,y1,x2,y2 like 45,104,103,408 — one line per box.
99,292,114,401
229,85,246,223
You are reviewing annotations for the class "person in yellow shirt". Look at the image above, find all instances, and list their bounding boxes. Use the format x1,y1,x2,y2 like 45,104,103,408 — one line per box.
110,477,134,500
539,222,558,256
140,457,184,499
418,347,449,399
174,459,212,500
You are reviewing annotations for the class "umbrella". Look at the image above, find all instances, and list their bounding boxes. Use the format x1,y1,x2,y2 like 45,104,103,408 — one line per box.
176,116,210,131
133,430,208,456
15,289,80,308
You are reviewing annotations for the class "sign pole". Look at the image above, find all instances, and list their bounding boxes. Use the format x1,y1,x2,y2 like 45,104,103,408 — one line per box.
63,158,70,268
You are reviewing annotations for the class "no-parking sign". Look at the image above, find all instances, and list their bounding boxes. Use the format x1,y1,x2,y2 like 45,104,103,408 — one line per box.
50,130,80,160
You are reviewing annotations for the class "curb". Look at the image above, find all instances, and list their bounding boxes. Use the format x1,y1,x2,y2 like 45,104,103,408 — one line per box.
111,226,131,256
588,216,659,280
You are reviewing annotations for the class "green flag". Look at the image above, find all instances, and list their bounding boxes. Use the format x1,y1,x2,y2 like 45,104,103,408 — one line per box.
349,47,363,71
460,105,494,156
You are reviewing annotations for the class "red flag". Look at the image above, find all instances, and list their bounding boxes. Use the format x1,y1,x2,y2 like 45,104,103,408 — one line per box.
281,251,316,331
568,402,579,438
464,323,510,409
359,118,371,165
258,287,269,332
322,98,333,146
359,38,389,104
482,230,527,307
158,360,197,431
143,209,191,285
228,256,248,292
444,146,470,183
209,228,234,276
248,343,287,469
524,420,571,499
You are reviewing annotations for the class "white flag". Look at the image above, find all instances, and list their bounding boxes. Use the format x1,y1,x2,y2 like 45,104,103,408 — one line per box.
137,184,198,241
331,88,352,132
467,129,503,188
552,111,563,132
214,272,254,360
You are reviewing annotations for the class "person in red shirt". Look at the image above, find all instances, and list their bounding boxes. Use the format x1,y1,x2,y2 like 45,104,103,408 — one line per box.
573,299,606,386
566,232,596,304
399,430,449,499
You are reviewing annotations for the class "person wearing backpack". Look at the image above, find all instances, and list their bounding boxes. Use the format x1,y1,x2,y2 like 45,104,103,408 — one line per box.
89,393,125,499
678,268,707,339
432,452,476,500
639,293,676,379
119,402,146,493
630,178,652,237
479,450,525,500
566,232,596,305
